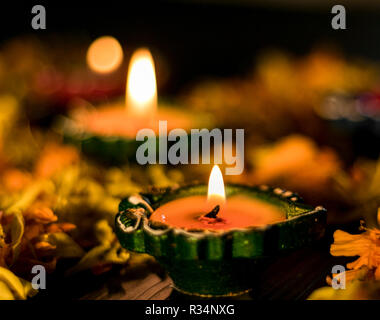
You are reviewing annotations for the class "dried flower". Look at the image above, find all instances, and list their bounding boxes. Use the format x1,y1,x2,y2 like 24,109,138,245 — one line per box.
250,135,341,194
1,169,32,192
34,241,56,251
24,203,57,224
46,222,76,234
35,143,79,178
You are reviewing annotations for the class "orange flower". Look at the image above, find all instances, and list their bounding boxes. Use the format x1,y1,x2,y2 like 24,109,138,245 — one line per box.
250,135,341,191
46,223,76,234
23,223,44,241
34,241,56,251
326,266,372,286
330,223,380,283
34,143,79,178
1,169,32,192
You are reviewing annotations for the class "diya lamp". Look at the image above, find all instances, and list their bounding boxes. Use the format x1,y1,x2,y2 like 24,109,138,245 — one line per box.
116,165,327,297
60,46,211,164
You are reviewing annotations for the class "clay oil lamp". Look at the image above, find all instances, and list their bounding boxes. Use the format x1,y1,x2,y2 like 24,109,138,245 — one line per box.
59,47,210,164
115,165,327,297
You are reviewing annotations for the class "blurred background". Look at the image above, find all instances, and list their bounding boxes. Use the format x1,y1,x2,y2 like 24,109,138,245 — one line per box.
3,1,380,92
1,0,380,300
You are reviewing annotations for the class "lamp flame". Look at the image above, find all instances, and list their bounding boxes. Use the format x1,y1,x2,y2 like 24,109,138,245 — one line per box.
207,165,226,204
126,48,157,118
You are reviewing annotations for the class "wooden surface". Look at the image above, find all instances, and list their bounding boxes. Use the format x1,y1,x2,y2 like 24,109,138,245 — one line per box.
33,225,353,300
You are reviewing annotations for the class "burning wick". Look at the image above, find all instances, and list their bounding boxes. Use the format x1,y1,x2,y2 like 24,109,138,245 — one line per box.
200,165,225,223
204,205,220,219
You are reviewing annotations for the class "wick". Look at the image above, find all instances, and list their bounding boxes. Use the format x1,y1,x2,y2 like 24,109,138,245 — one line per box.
204,205,220,219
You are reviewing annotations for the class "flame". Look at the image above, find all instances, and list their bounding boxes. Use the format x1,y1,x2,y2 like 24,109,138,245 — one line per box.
126,48,157,118
207,165,226,204
86,36,123,74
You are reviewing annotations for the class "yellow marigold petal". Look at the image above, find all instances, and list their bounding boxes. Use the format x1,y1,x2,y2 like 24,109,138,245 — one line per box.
0,281,15,300
0,266,26,299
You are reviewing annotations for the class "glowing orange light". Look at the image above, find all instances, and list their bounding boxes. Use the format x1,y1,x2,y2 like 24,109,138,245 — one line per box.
207,165,226,204
126,48,157,118
87,36,123,74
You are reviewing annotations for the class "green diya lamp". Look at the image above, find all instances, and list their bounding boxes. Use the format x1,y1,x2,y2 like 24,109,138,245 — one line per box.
115,165,327,297
59,47,211,165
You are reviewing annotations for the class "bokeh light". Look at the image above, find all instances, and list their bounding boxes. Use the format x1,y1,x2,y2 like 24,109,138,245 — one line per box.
86,36,123,74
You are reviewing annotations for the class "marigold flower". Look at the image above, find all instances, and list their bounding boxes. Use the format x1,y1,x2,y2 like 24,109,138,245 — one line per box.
24,204,57,224
35,143,79,178
329,224,380,283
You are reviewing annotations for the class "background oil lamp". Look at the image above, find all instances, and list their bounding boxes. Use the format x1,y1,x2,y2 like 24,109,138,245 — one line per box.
59,47,211,164
116,165,327,297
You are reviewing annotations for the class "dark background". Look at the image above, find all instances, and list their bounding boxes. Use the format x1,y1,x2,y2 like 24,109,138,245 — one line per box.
2,0,380,94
